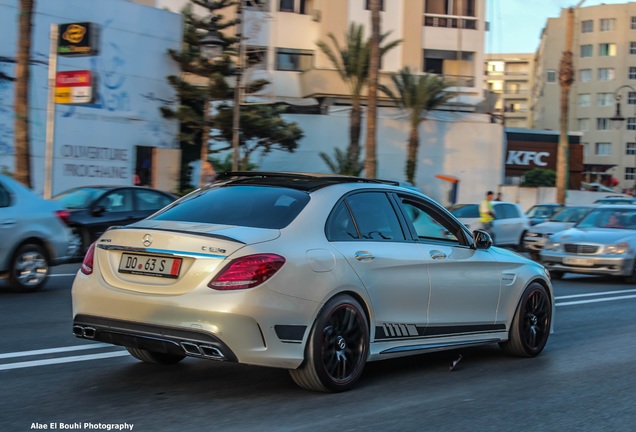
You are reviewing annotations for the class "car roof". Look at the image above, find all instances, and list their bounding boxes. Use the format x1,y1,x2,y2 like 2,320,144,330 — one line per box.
214,171,401,192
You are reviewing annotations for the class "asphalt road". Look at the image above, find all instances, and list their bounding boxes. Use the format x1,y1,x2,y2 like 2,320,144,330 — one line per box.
1,265,635,432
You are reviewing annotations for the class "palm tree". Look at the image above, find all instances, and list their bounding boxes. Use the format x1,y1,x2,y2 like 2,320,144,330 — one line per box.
364,0,381,179
14,0,35,187
316,23,399,175
381,67,453,185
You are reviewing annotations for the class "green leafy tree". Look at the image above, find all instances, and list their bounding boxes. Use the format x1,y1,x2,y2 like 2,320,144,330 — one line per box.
317,23,400,175
522,169,556,187
162,1,302,191
380,67,453,185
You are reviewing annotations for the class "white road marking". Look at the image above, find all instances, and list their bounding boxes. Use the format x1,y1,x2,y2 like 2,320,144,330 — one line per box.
556,294,636,306
555,288,636,300
0,343,114,359
0,351,129,371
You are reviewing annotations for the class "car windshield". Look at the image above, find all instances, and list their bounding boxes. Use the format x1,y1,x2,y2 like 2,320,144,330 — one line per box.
550,207,590,223
575,208,636,229
447,204,479,218
152,185,310,229
53,187,106,209
527,205,558,218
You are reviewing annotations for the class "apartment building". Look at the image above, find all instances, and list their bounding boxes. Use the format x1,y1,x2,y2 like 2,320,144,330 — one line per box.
137,0,503,204
533,2,636,193
484,53,534,129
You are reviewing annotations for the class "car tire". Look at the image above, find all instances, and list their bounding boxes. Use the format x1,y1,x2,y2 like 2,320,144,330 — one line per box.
625,260,636,284
500,282,551,357
71,227,91,259
125,347,186,364
8,244,49,293
289,295,369,393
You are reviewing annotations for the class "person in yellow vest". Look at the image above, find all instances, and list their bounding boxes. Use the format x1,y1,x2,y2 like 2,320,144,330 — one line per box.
479,190,496,236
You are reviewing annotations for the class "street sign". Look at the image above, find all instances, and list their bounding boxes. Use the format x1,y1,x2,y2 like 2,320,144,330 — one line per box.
54,70,93,104
57,22,99,56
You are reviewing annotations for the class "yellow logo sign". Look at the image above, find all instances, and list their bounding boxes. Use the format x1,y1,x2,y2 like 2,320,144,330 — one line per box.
62,24,86,44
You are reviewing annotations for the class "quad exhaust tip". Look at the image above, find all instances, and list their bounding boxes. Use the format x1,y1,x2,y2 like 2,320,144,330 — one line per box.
73,325,96,339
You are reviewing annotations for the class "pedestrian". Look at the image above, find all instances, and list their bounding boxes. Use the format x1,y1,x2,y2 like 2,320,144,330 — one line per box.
494,192,502,201
479,190,496,236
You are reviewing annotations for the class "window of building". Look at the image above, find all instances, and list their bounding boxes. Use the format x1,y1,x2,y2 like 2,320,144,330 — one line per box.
626,167,635,180
278,0,308,13
598,68,615,81
628,142,636,155
579,94,591,107
600,18,616,32
275,48,313,71
632,17,636,29
599,43,617,56
578,118,590,131
245,46,267,69
546,70,557,83
629,118,636,130
595,142,612,155
580,44,593,57
583,142,589,157
631,42,636,54
631,67,636,80
597,118,610,130
425,0,475,17
629,92,636,105
579,69,592,82
581,20,593,33
597,93,613,106
365,0,384,10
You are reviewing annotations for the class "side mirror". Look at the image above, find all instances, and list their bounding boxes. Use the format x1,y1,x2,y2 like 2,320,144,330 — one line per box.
91,205,106,216
472,229,493,250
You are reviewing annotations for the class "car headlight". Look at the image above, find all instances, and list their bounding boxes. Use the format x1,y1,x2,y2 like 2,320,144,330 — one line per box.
543,238,560,251
604,242,630,255
526,232,540,238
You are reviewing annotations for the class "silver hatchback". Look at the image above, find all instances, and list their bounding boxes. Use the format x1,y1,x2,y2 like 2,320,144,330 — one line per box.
0,175,76,292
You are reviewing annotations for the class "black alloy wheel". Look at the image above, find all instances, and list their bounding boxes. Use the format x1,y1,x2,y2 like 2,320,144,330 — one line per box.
500,282,551,357
289,295,369,392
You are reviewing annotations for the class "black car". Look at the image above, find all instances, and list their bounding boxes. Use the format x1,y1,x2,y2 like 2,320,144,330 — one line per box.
52,186,177,258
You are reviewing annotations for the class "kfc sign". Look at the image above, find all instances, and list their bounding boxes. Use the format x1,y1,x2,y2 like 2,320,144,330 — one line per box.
506,150,550,167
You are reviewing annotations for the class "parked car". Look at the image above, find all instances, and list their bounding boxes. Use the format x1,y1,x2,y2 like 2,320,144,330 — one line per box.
526,203,565,226
447,201,531,248
53,186,177,258
523,205,595,260
540,205,636,281
72,172,554,392
0,174,76,292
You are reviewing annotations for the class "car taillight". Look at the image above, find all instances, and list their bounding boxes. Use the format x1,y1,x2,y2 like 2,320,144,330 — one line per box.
81,242,96,275
208,254,285,290
55,209,72,225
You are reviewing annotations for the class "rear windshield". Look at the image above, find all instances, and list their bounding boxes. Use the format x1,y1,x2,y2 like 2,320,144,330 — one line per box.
152,185,310,229
448,204,479,218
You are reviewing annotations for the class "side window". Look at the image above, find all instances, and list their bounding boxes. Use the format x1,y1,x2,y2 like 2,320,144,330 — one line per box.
399,198,460,243
326,201,358,241
498,204,519,219
135,190,173,211
0,184,10,208
97,190,133,213
346,192,405,241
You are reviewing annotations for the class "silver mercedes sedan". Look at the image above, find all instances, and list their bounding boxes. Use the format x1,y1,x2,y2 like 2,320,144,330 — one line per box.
540,205,636,281
72,172,554,392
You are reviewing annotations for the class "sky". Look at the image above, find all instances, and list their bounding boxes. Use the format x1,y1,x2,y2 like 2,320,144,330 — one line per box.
485,0,628,54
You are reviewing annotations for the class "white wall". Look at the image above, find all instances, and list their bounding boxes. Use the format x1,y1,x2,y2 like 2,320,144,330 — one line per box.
254,107,504,206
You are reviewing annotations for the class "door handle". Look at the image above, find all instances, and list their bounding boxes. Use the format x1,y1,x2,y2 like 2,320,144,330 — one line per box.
354,251,375,261
0,218,16,227
430,250,446,260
